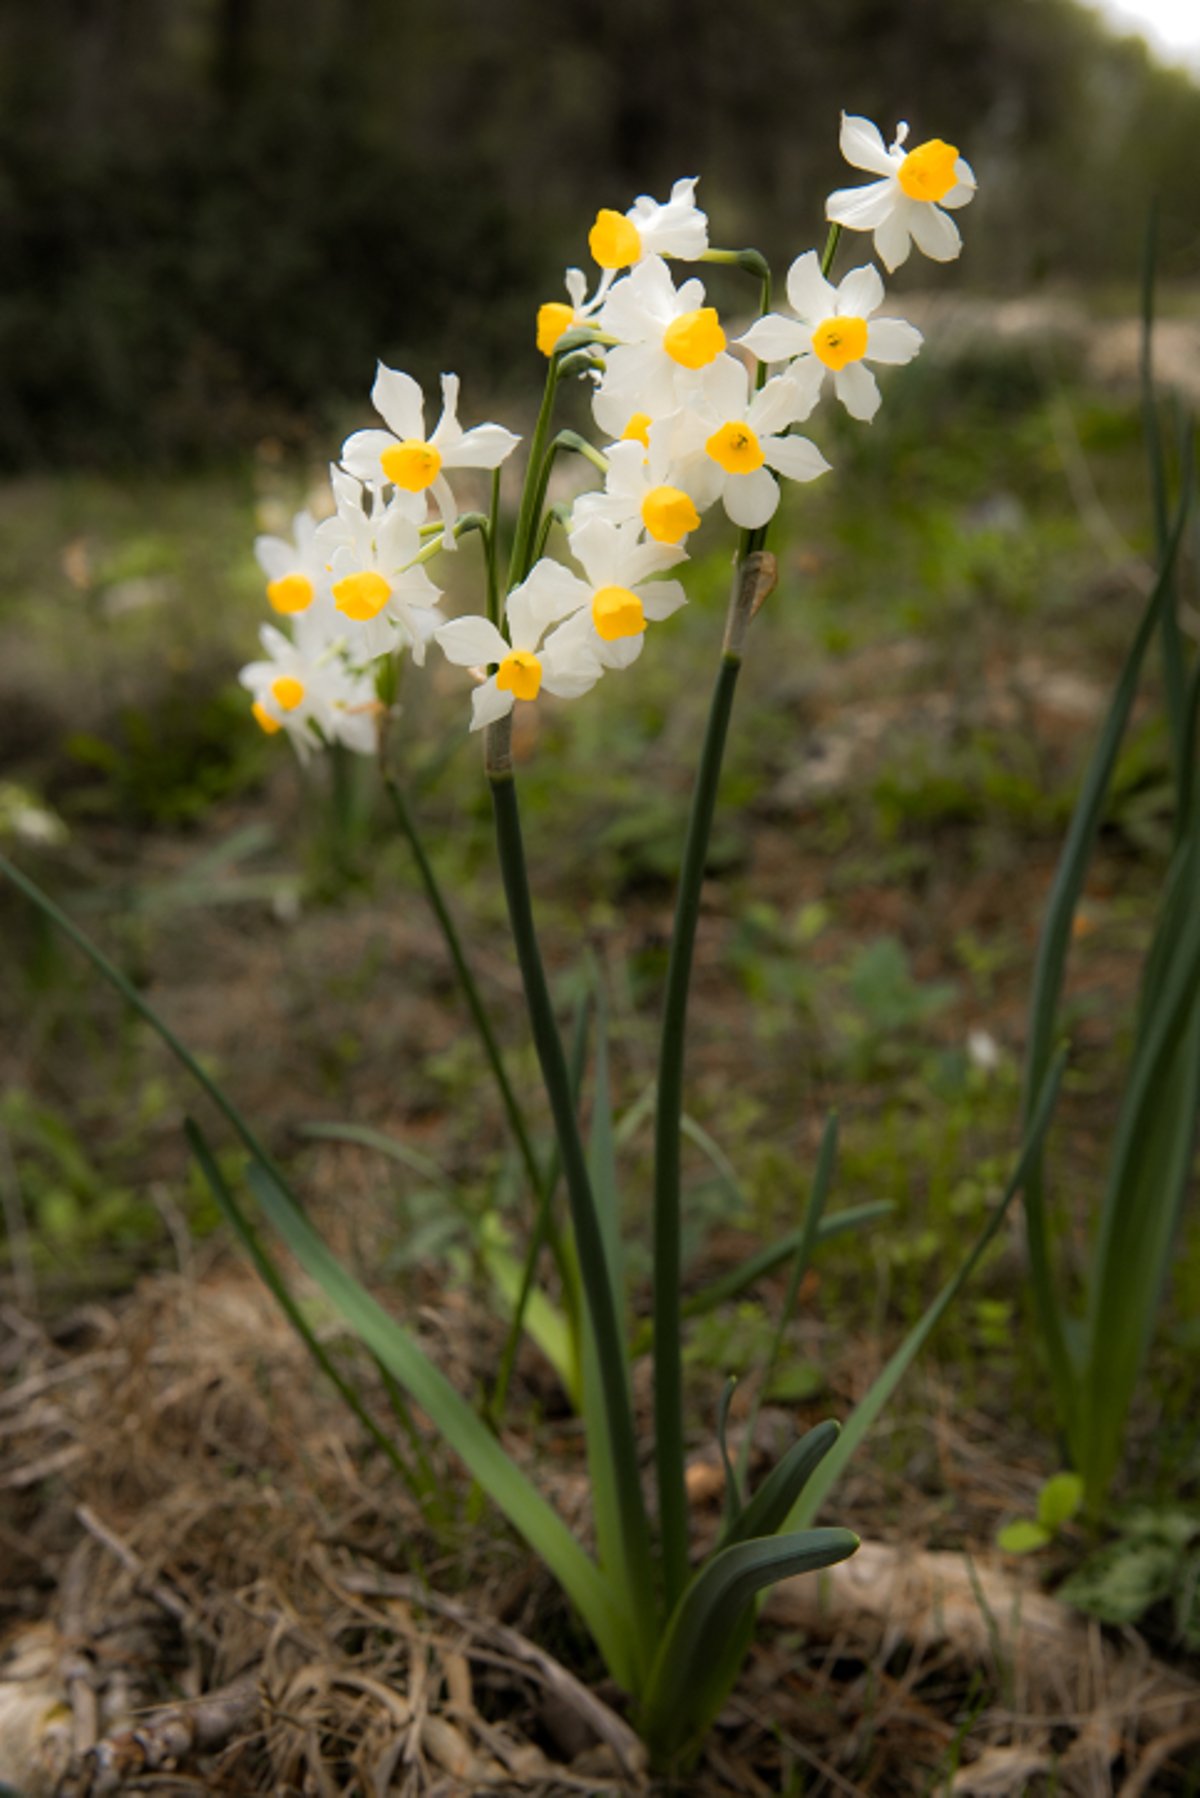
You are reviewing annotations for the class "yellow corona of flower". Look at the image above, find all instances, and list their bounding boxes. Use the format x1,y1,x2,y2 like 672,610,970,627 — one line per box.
255,509,329,617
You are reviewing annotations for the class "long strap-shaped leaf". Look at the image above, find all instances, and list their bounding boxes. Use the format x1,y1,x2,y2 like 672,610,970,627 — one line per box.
789,1045,1068,1532
242,1158,632,1682
1020,461,1192,1417
638,1526,858,1764
0,852,628,1679
1077,823,1200,1502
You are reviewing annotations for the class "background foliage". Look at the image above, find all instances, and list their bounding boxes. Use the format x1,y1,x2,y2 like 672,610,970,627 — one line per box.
1,0,1199,465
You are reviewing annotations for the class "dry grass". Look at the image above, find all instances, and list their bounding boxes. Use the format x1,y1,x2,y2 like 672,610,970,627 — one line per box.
3,1255,1198,1796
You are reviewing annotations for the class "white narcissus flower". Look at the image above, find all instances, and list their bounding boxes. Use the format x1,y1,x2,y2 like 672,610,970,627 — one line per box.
240,608,380,761
549,515,689,672
739,252,922,422
571,437,702,548
340,366,520,545
325,501,445,665
436,580,603,733
668,358,831,530
595,256,730,420
588,177,708,272
254,508,330,617
536,267,606,358
826,114,976,272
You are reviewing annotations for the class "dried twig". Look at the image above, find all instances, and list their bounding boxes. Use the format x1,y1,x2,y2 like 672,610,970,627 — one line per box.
335,1567,648,1782
57,1672,261,1798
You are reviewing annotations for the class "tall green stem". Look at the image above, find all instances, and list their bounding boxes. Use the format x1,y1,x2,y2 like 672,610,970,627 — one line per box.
486,720,657,1667
508,358,562,590
652,553,778,1607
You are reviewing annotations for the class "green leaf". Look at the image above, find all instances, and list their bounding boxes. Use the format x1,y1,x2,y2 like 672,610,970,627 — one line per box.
1019,448,1192,1426
298,1121,451,1189
788,1046,1067,1531
1076,824,1200,1505
477,1217,579,1406
677,1203,895,1332
241,1159,633,1688
722,1420,840,1550
997,1519,1052,1555
639,1527,858,1764
1037,1472,1084,1532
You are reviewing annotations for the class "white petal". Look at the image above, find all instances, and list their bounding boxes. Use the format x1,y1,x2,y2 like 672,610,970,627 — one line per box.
763,435,832,483
371,365,425,439
833,361,880,421
748,371,808,437
839,113,897,177
254,536,293,581
444,421,521,470
603,438,650,500
541,626,603,693
619,537,687,586
722,467,780,530
873,211,912,272
787,356,826,419
908,202,961,262
699,352,750,419
866,317,923,365
826,180,896,231
738,314,811,364
429,473,458,543
340,428,398,482
565,266,588,306
470,680,513,732
436,615,508,667
785,250,835,325
639,578,687,622
835,263,884,320
509,559,589,643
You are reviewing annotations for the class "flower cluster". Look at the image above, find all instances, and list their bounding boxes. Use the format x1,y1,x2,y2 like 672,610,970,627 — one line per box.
241,112,975,750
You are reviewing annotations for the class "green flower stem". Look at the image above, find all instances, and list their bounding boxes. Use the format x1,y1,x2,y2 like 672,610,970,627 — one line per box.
653,552,778,1608
382,773,568,1275
820,222,842,280
533,503,572,565
508,358,563,590
486,719,657,1668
